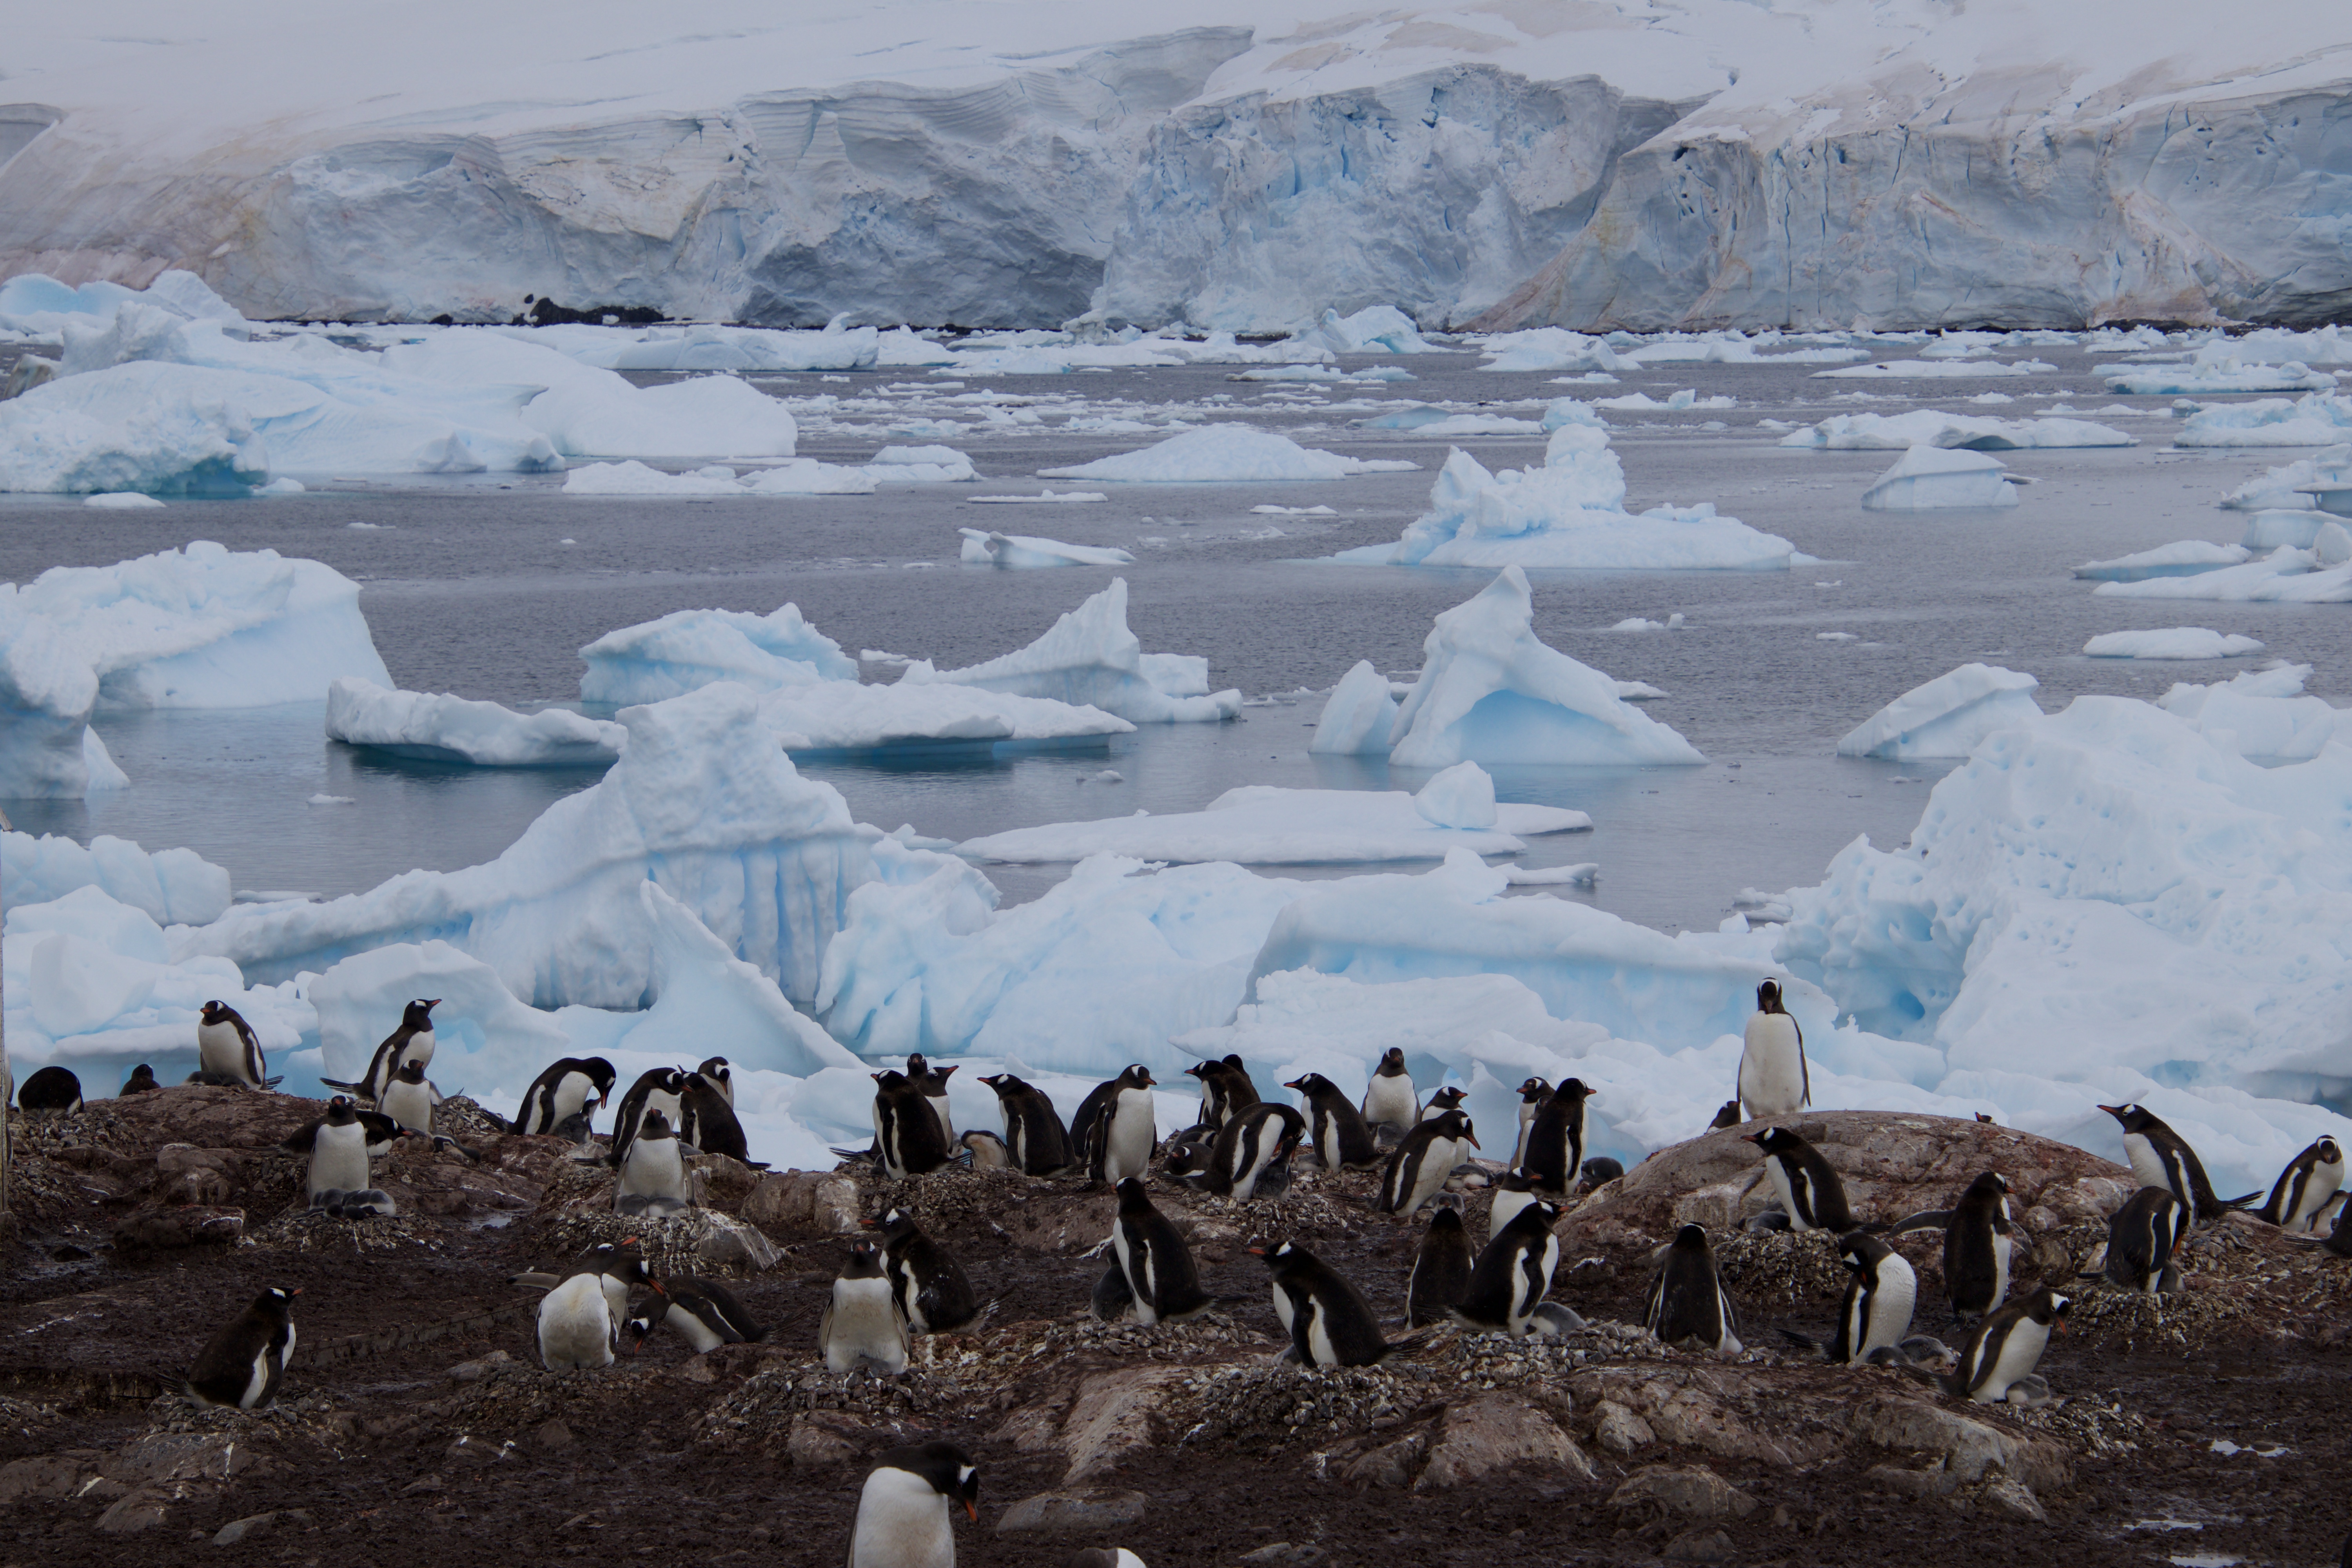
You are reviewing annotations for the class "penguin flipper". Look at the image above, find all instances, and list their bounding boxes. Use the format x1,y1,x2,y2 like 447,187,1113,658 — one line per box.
1886,1209,1954,1235
280,1120,324,1153
318,1076,363,1093
508,1271,564,1291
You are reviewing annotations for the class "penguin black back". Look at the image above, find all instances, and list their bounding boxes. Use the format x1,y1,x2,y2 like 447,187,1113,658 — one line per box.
1203,1101,1306,1197
1452,1198,1562,1334
187,1286,299,1410
1260,1240,1393,1366
2104,1185,2188,1294
514,1055,617,1136
1285,1073,1378,1169
1405,1203,1475,1327
1709,1100,1743,1131
873,1069,951,1179
679,1072,749,1163
1743,1125,1856,1232
610,1066,689,1167
1520,1078,1593,1196
1112,1176,1210,1323
1643,1225,1742,1354
978,1071,1072,1176
16,1065,83,1114
868,1207,979,1334
1579,1157,1625,1193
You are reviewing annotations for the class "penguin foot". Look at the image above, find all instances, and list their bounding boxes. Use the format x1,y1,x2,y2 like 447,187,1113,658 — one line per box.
2003,1375,2055,1408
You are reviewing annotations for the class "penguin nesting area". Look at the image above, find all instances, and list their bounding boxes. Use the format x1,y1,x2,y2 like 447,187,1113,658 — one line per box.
0,1092,2347,1567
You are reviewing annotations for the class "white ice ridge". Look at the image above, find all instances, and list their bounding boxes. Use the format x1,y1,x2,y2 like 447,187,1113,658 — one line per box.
1307,661,1400,755
1779,411,2134,451
2073,541,2253,581
1326,413,1795,571
579,603,858,706
1278,305,1441,356
958,762,1590,865
2175,394,2352,449
897,577,1241,723
562,446,978,497
1860,447,2022,511
2093,546,2352,604
1814,359,2054,380
1037,424,1417,483
498,320,881,373
2,829,232,927
1835,664,2043,760
754,682,1131,756
2151,664,2352,760
2219,446,2352,510
2082,629,2265,661
325,678,626,767
2102,352,2339,397
958,528,1134,568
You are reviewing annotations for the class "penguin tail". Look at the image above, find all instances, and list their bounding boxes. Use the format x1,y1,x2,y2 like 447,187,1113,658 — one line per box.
1377,1326,1439,1359
318,1076,363,1092
1777,1328,1827,1356
1886,1209,1954,1236
2220,1191,2262,1211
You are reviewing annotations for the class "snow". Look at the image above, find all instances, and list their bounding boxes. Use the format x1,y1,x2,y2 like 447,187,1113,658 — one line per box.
1835,664,2043,760
1308,661,1400,756
897,578,1241,723
579,603,856,706
1816,360,2055,380
1780,411,2133,451
958,765,1588,866
2072,541,2252,581
1326,423,1795,571
2092,548,2352,604
2102,354,2338,396
957,528,1134,568
1038,424,1415,484
559,453,967,498
325,678,626,767
2175,394,2352,449
2238,510,2347,553
1860,447,2021,510
2,829,232,927
2083,630,2266,661
1383,568,1707,768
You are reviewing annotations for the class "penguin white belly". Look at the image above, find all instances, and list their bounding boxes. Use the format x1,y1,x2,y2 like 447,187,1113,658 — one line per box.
1303,1302,1339,1367
307,1124,371,1198
1362,1078,1415,1130
849,1469,954,1568
1405,1136,1461,1216
1230,1126,1279,1195
1990,1229,2013,1312
2120,1134,2173,1198
1268,1281,1296,1339
550,1072,593,1127
539,1275,615,1370
668,1303,728,1354
1974,1320,2050,1403
617,1139,688,1206
1102,1094,1155,1184
1317,1118,1341,1172
1114,1227,1161,1327
826,1278,907,1373
2292,1161,2344,1232
197,1020,249,1081
926,1094,954,1145
400,1029,435,1072
1738,1016,1805,1118
1489,1186,1535,1242
1510,1112,1536,1173
381,1080,435,1135
1506,1237,1560,1335
1711,1284,1744,1356
1862,1257,1917,1358
1761,1158,1807,1230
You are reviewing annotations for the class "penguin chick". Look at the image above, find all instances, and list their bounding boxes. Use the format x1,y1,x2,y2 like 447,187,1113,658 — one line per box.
1578,1157,1626,1194
848,1441,977,1568
822,1240,911,1375
15,1066,82,1115
1708,1100,1744,1132
1644,1224,1743,1355
187,1286,299,1409
614,1109,692,1217
958,1129,1012,1170
119,1063,159,1096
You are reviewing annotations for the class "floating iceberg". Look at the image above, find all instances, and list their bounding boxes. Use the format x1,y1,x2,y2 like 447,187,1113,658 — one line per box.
958,528,1134,568
1835,664,2042,759
897,578,1239,723
2082,629,2265,660
2071,541,2252,581
0,361,274,494
2219,448,2350,510
512,320,881,373
1590,390,1733,412
1816,359,2055,379
579,603,856,706
1326,422,1794,570
958,765,1588,865
755,681,1130,756
1308,661,1401,756
2103,353,2337,396
1780,411,2133,451
1860,447,2021,510
0,269,245,338
1038,424,1417,483
1385,567,1706,767
2238,510,2352,553
1279,305,1437,356
2,829,232,926
1475,330,1630,375
1351,406,1542,435
2093,548,2352,603
325,678,625,767
562,461,753,497
2176,394,2352,448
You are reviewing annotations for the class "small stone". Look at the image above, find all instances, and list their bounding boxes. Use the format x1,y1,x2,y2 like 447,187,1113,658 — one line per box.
1608,1465,1758,1522
1980,1477,2048,1523
1663,1526,1737,1564
993,1487,1148,1535
97,1492,169,1534
1864,1463,1950,1499
538,1420,574,1451
786,1417,862,1468
680,1358,715,1385
402,1474,447,1495
448,1349,512,1383
1593,1400,1655,1456
212,1512,278,1546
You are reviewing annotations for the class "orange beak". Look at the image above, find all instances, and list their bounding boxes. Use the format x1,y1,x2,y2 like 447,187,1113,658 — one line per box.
962,1501,978,1523
1464,1133,1480,1149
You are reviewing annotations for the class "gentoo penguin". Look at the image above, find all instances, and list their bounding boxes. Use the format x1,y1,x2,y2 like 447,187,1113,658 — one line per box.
2098,1103,2258,1224
1783,1232,1915,1364
325,998,439,1104
1378,1110,1478,1218
1195,1102,1305,1198
1488,1169,1541,1243
1286,1073,1378,1170
1406,1203,1476,1327
1521,1078,1594,1198
822,1240,910,1374
625,1276,765,1353
695,1056,734,1107
1643,1224,1743,1355
615,1108,691,1216
379,1058,441,1136
299,1096,378,1209
1508,1076,1551,1171
580,1240,659,1323
1419,1085,1467,1122
15,1066,82,1115
538,1272,616,1371
1579,1157,1626,1194
869,1208,980,1334
1089,1065,1159,1186
1893,1171,2016,1322
1931,1287,2068,1405
906,1054,957,1146
678,1071,750,1163
512,1056,618,1137
1258,1241,1397,1367
977,1073,1072,1176
1182,1058,1243,1131
119,1063,159,1096
1360,1047,1417,1141
186,1287,299,1409
1109,1177,1212,1325
873,1070,951,1180
847,1441,976,1568
196,999,269,1086
2103,1185,2189,1294
958,1129,1011,1169
2326,1194,2352,1258
1743,1126,1856,1233
1453,1198,1564,1338
1708,1100,1744,1132
611,1067,690,1169
2259,1136,2344,1233
1738,979,1809,1121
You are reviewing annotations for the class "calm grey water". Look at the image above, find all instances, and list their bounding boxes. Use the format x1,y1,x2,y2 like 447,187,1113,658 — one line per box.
4,345,2331,932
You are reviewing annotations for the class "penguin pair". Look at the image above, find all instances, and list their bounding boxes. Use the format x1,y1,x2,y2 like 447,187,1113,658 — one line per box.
1508,1076,1550,1170
1098,1177,1212,1326
1890,1170,2014,1321
1644,1225,1743,1356
978,1071,1072,1176
906,1053,957,1145
2258,1136,2344,1234
320,998,438,1103
1083,1065,1158,1187
866,1208,979,1334
1520,1079,1595,1198
1737,979,1808,1121
187,1286,299,1409
1487,1169,1541,1241
1452,1197,1579,1338
847,1441,977,1568
615,1109,693,1216
1780,1232,1917,1364
284,1096,402,1217
15,1065,82,1115
625,1276,765,1354
512,1056,619,1138
196,1000,277,1087
1256,1241,1409,1367
1285,1073,1378,1170
823,1240,911,1374
1183,1055,1258,1132
380,1058,441,1137
2101,1185,2189,1294
1918,1287,2069,1405
872,1069,951,1180
2098,1103,2258,1224
1359,1047,1417,1141
1743,1126,1855,1233
1377,1110,1477,1218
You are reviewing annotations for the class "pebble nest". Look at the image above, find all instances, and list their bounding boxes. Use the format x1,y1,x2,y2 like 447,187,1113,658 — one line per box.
448,1358,670,1437
142,1391,353,1454
247,1208,450,1254
539,1208,758,1278
1169,1362,1442,1455
696,1365,965,1453
864,1167,1036,1234
432,1096,510,1142
1712,1227,1851,1307
2009,1393,2153,1460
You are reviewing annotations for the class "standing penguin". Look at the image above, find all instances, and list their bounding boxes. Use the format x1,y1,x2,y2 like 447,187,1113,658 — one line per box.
1285,1074,1378,1171
1089,1065,1159,1187
679,1071,750,1163
1258,1241,1397,1367
906,1054,957,1146
627,1276,766,1353
1419,1086,1468,1122
1108,1177,1212,1325
695,1056,734,1106
1406,1203,1476,1327
187,1287,299,1409
1931,1287,2069,1405
2258,1136,2344,1233
1195,1102,1305,1198
513,1056,618,1137
2097,1103,2258,1224
15,1066,82,1115
1643,1225,1743,1355
1452,1198,1565,1338
1738,980,1809,1121
977,1073,1072,1176
1520,1078,1594,1198
1743,1127,1856,1233
1892,1171,2016,1322
196,999,269,1087
847,1441,977,1568
868,1209,980,1334
1782,1232,1915,1364
873,1071,951,1180
379,1058,441,1137
1378,1111,1478,1218
1183,1058,1256,1132
119,1063,160,1096
1360,1047,1417,1141
822,1240,911,1375
1488,1169,1541,1243
1508,1076,1551,1171
2103,1185,2189,1294
615,1109,692,1216
325,998,439,1104
295,1096,378,1209
538,1271,617,1371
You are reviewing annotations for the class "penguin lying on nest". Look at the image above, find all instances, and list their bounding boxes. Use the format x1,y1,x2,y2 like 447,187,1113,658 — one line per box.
1254,1240,1425,1367
1906,1286,2069,1406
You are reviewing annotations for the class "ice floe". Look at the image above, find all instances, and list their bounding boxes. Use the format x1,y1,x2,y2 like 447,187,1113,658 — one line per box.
2093,547,2352,603
2,829,232,927
2151,664,2351,760
1038,424,1418,483
2103,352,2338,396
2082,629,2265,660
2219,447,2351,510
754,682,1130,756
1859,447,2022,510
1816,359,2056,379
897,578,1240,723
1780,410,2134,450
958,528,1134,568
326,679,625,767
1279,305,1439,356
2073,541,2252,581
1835,664,2042,759
2176,393,2352,448
1307,661,1401,756
579,603,857,706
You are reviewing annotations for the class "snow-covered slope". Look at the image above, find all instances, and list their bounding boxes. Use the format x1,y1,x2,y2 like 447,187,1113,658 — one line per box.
8,2,2349,329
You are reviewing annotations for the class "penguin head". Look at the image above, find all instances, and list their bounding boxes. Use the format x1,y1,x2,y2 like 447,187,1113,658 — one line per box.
864,1207,922,1243
124,1064,157,1090
403,998,440,1028
657,1068,689,1095
1113,1176,1154,1213
583,1057,619,1099
200,1000,232,1025
1249,1239,1302,1266
325,1096,359,1125
637,1109,677,1142
873,1441,979,1522
1377,1047,1408,1075
1429,1109,1478,1148
1427,1087,1466,1112
1282,1073,1329,1098
254,1286,301,1318
1671,1223,1711,1252
1965,1171,2011,1200
1710,1101,1743,1130
1120,1064,1156,1090
1183,1061,1212,1082
842,1240,888,1278
1742,1126,1804,1155
2318,1137,2343,1166
1757,980,1784,1013
1427,1204,1466,1236
591,1240,656,1287
1837,1231,1891,1272
1518,1076,1550,1101
1162,1141,1210,1178
2027,1288,2072,1330
873,1070,909,1090
622,1313,657,1352
926,1064,958,1088
2098,1103,2158,1133
906,1053,929,1078
1498,1168,1538,1193
1551,1078,1595,1104
697,1056,730,1086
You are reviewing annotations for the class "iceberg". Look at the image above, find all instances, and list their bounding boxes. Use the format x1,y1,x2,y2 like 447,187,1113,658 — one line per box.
2102,354,2337,396
1815,359,2055,379
1279,305,1438,356
2082,629,2265,661
1385,567,1706,768
308,939,573,1099
513,320,881,373
1476,331,1630,376
957,528,1134,568
754,681,1130,757
897,578,1240,723
2152,664,2352,760
0,269,245,338
1859,447,2021,510
0,361,272,495
1,829,232,927
562,461,754,497
957,765,1589,866
2071,541,2252,581
2219,448,2351,510
1835,664,2043,760
1038,424,1416,483
2176,393,2352,448
1308,661,1401,756
579,603,857,706
325,678,625,767
2240,509,2352,553
1779,411,2134,451
2092,548,2352,603
1351,407,1543,436
1327,422,1795,571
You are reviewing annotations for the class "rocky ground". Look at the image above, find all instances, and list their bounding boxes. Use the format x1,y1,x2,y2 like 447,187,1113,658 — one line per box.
0,1088,2345,1568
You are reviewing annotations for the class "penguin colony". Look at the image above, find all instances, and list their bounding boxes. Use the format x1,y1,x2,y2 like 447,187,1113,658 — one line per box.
101,975,2352,1567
